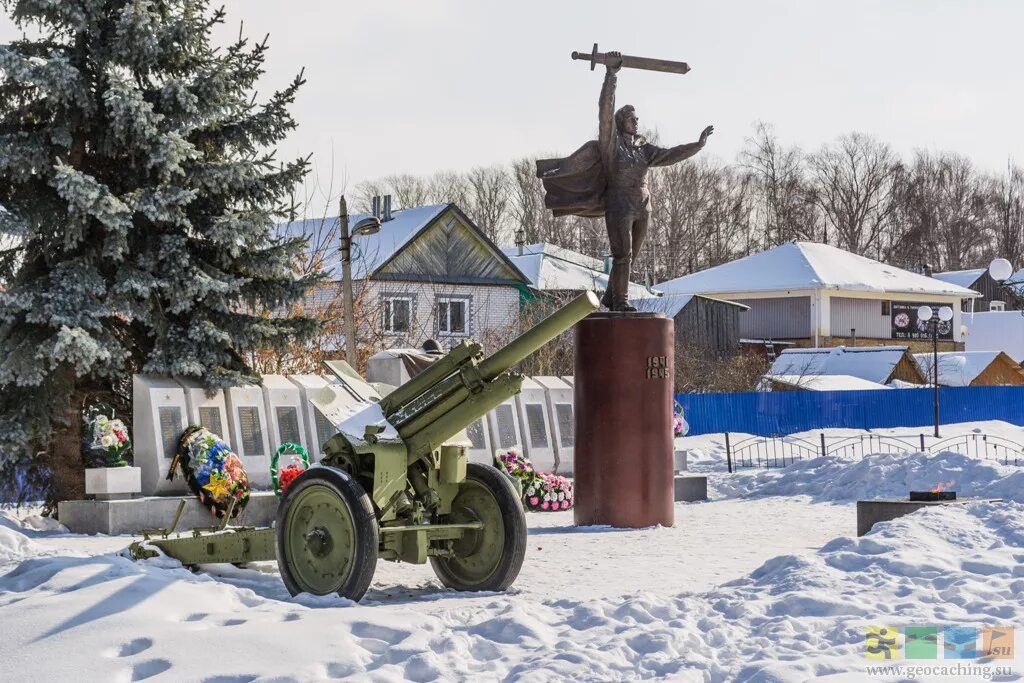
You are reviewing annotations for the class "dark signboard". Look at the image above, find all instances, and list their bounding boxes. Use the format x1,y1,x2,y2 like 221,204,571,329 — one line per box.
891,302,953,341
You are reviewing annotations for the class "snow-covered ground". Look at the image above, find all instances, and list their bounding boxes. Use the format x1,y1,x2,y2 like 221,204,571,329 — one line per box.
2,421,1023,681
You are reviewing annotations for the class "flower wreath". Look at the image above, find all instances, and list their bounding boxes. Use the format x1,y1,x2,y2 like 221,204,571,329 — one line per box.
493,447,574,512
673,399,689,437
270,442,310,497
82,408,132,468
167,425,250,519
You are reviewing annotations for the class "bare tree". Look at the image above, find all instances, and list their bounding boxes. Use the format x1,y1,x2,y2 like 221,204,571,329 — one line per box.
809,133,903,257
740,122,817,246
464,165,512,244
933,153,989,270
990,160,1024,267
509,156,567,246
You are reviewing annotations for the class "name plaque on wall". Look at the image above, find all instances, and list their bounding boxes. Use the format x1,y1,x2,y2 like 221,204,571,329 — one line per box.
198,406,223,436
495,404,518,449
236,406,265,456
315,412,337,450
525,403,549,448
555,403,574,448
276,406,302,445
158,406,182,459
466,419,486,449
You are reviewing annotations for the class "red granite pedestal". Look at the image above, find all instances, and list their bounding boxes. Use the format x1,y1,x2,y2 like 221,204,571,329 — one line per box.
573,312,675,528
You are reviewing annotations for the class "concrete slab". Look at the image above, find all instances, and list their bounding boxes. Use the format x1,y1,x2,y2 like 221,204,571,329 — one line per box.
856,498,1002,536
673,449,689,472
674,475,707,503
58,491,280,535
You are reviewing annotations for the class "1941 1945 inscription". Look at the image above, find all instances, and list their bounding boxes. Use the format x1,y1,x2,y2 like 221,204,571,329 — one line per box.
646,355,669,379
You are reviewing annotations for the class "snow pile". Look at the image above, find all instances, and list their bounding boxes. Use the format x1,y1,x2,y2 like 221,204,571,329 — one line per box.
1,502,1021,681
0,525,38,565
709,451,1024,503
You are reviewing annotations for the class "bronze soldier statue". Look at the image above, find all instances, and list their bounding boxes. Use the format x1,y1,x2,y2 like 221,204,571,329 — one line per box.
537,50,713,311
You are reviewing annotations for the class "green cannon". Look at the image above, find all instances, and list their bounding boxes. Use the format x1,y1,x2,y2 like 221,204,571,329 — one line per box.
138,291,598,601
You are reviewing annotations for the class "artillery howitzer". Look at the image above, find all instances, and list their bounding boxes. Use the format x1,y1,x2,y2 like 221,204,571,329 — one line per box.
134,292,598,601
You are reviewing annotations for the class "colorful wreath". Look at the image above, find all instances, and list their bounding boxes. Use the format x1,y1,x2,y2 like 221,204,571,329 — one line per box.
270,442,310,497
82,407,132,468
167,425,250,519
493,447,574,512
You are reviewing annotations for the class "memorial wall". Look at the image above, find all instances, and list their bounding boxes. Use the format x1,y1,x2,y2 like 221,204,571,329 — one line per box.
133,369,579,497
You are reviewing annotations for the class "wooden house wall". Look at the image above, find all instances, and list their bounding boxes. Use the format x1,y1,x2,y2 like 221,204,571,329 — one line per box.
887,354,927,384
676,297,743,357
958,271,1022,312
971,354,1024,386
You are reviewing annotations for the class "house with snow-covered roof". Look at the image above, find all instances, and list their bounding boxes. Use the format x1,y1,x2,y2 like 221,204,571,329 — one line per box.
282,200,530,352
912,351,1024,387
931,268,1021,312
655,241,980,351
766,345,926,386
502,242,650,300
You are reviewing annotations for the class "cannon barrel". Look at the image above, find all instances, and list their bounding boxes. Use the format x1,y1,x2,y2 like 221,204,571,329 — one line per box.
478,291,599,381
387,290,598,456
385,291,598,431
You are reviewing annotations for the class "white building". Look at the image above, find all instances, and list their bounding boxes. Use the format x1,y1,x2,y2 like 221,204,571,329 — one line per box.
656,241,980,350
284,202,530,351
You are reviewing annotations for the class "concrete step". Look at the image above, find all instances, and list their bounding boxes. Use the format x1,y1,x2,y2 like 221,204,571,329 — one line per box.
58,491,279,535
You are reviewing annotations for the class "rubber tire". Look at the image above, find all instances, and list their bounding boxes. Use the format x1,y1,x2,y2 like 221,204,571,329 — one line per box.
429,463,527,592
275,466,379,602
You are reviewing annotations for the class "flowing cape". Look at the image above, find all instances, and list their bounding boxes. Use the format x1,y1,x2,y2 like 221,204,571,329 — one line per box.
535,140,607,219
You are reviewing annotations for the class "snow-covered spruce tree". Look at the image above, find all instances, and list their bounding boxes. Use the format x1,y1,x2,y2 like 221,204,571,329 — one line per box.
0,1,320,506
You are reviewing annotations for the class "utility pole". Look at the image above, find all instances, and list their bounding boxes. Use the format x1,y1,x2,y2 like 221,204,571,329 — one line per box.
339,196,358,368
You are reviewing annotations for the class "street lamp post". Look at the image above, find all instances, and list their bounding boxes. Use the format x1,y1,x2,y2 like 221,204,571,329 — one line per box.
339,196,381,369
917,304,954,438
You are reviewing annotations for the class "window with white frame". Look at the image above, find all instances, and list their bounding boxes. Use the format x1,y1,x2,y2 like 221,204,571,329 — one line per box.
382,295,413,334
990,300,1006,312
437,297,469,336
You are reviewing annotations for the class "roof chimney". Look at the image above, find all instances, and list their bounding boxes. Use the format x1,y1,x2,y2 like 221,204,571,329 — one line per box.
383,194,393,222
371,195,381,219
923,262,934,277
514,228,525,256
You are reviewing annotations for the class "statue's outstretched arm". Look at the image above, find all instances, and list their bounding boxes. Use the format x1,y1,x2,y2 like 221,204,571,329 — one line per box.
644,125,714,167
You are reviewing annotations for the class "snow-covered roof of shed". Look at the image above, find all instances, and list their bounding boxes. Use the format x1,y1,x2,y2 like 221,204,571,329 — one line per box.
631,293,749,318
765,374,891,391
769,345,913,384
502,243,651,298
280,204,449,280
912,351,1013,387
932,269,985,289
1007,267,1024,297
655,242,981,297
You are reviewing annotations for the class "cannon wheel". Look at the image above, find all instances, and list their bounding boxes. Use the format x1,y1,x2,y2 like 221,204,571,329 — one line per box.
430,463,527,592
276,466,379,601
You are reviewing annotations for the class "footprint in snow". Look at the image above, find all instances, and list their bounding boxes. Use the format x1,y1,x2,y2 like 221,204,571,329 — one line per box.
221,618,246,627
356,638,389,655
118,638,153,657
130,659,172,681
351,622,408,643
184,612,208,622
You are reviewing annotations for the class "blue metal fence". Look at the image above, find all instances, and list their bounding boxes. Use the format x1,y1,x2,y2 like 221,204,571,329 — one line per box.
675,386,1024,437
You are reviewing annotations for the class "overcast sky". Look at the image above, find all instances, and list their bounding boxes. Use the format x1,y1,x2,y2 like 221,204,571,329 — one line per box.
3,1,1023,214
